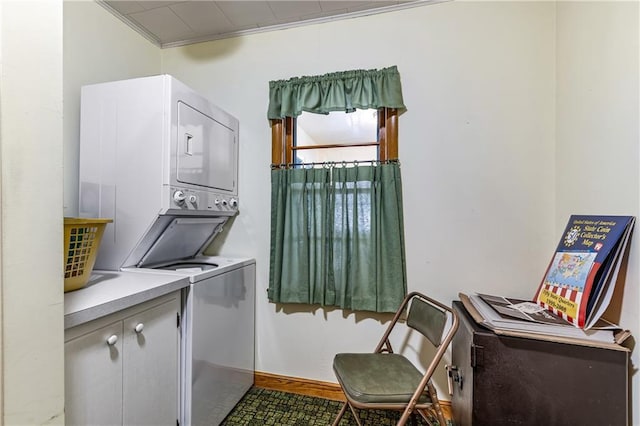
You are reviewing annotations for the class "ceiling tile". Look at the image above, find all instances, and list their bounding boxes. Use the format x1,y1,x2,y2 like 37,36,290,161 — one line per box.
170,2,235,35
104,1,146,15
298,2,393,22
347,1,398,12
99,0,428,47
137,1,186,11
214,1,278,27
128,7,197,43
318,1,371,12
267,1,323,21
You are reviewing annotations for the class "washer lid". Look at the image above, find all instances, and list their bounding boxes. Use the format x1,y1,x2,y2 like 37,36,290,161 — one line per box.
137,217,226,268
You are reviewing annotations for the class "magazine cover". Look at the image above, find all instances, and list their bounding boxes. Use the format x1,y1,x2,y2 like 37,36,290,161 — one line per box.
534,215,635,329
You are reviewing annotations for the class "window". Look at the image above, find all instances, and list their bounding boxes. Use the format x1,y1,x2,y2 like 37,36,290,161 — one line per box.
267,67,407,313
296,109,377,164
270,107,400,166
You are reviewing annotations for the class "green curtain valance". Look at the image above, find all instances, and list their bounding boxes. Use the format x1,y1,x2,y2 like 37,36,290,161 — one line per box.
268,65,407,119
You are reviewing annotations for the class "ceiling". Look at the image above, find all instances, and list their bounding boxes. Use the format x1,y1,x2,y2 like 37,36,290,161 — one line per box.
99,0,432,48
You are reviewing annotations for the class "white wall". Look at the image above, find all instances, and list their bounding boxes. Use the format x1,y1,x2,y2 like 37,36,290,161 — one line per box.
0,1,167,423
63,1,161,216
0,1,64,424
555,2,639,424
161,1,557,394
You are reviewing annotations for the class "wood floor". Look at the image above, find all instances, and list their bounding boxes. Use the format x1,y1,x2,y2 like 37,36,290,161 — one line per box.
254,371,454,422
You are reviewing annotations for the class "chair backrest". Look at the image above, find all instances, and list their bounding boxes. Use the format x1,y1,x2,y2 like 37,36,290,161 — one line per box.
406,295,448,347
373,291,458,358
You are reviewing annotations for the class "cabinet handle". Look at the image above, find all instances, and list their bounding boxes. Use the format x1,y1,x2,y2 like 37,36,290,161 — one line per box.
134,323,144,333
106,335,118,346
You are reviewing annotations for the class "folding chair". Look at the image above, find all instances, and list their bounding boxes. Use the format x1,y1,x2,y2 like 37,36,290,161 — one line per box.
332,291,459,426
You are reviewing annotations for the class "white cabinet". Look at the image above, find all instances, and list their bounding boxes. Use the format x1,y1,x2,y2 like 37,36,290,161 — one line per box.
65,292,180,426
65,320,123,424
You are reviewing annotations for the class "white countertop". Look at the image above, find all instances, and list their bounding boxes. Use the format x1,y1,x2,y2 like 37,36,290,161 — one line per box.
64,270,190,329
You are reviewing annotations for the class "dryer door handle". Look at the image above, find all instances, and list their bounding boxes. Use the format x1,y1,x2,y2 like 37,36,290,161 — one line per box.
185,133,193,155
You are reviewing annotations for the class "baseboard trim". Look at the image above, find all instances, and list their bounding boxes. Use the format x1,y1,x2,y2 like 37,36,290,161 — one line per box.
255,371,346,401
254,371,452,410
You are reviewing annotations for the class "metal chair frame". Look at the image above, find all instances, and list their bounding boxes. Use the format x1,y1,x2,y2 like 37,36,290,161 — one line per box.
332,291,460,426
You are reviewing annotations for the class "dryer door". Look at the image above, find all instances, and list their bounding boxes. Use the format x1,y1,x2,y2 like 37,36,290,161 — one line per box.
137,217,226,267
177,101,237,193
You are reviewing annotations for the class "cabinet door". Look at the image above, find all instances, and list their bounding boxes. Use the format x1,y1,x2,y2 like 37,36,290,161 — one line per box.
65,321,123,426
122,295,180,426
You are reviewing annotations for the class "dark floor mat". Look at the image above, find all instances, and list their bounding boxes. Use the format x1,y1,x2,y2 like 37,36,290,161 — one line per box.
221,386,450,425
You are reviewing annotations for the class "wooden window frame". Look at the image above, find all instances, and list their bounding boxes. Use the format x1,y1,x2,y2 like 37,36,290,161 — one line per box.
271,108,399,166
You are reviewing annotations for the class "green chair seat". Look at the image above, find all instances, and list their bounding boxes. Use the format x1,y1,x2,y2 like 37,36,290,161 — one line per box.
333,353,432,405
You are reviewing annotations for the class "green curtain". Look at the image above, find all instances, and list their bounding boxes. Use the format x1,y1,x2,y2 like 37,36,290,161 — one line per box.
268,66,406,119
268,163,407,313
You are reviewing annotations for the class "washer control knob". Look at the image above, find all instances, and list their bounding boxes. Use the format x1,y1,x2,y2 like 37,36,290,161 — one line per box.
229,198,238,208
188,194,197,204
173,190,186,204
214,199,220,206
221,199,228,207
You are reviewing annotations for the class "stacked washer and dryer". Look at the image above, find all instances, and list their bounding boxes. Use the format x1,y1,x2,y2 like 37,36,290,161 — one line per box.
78,75,255,425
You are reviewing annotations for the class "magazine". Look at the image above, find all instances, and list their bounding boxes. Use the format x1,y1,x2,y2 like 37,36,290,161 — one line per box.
467,293,618,343
533,215,635,329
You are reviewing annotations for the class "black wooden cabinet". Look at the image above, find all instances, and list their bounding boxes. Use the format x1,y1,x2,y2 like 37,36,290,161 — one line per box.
450,301,629,426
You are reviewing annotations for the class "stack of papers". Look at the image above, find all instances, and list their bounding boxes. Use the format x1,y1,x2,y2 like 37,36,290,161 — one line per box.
464,293,622,344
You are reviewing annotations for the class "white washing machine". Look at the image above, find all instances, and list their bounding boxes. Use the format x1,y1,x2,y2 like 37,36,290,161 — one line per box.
126,256,255,426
